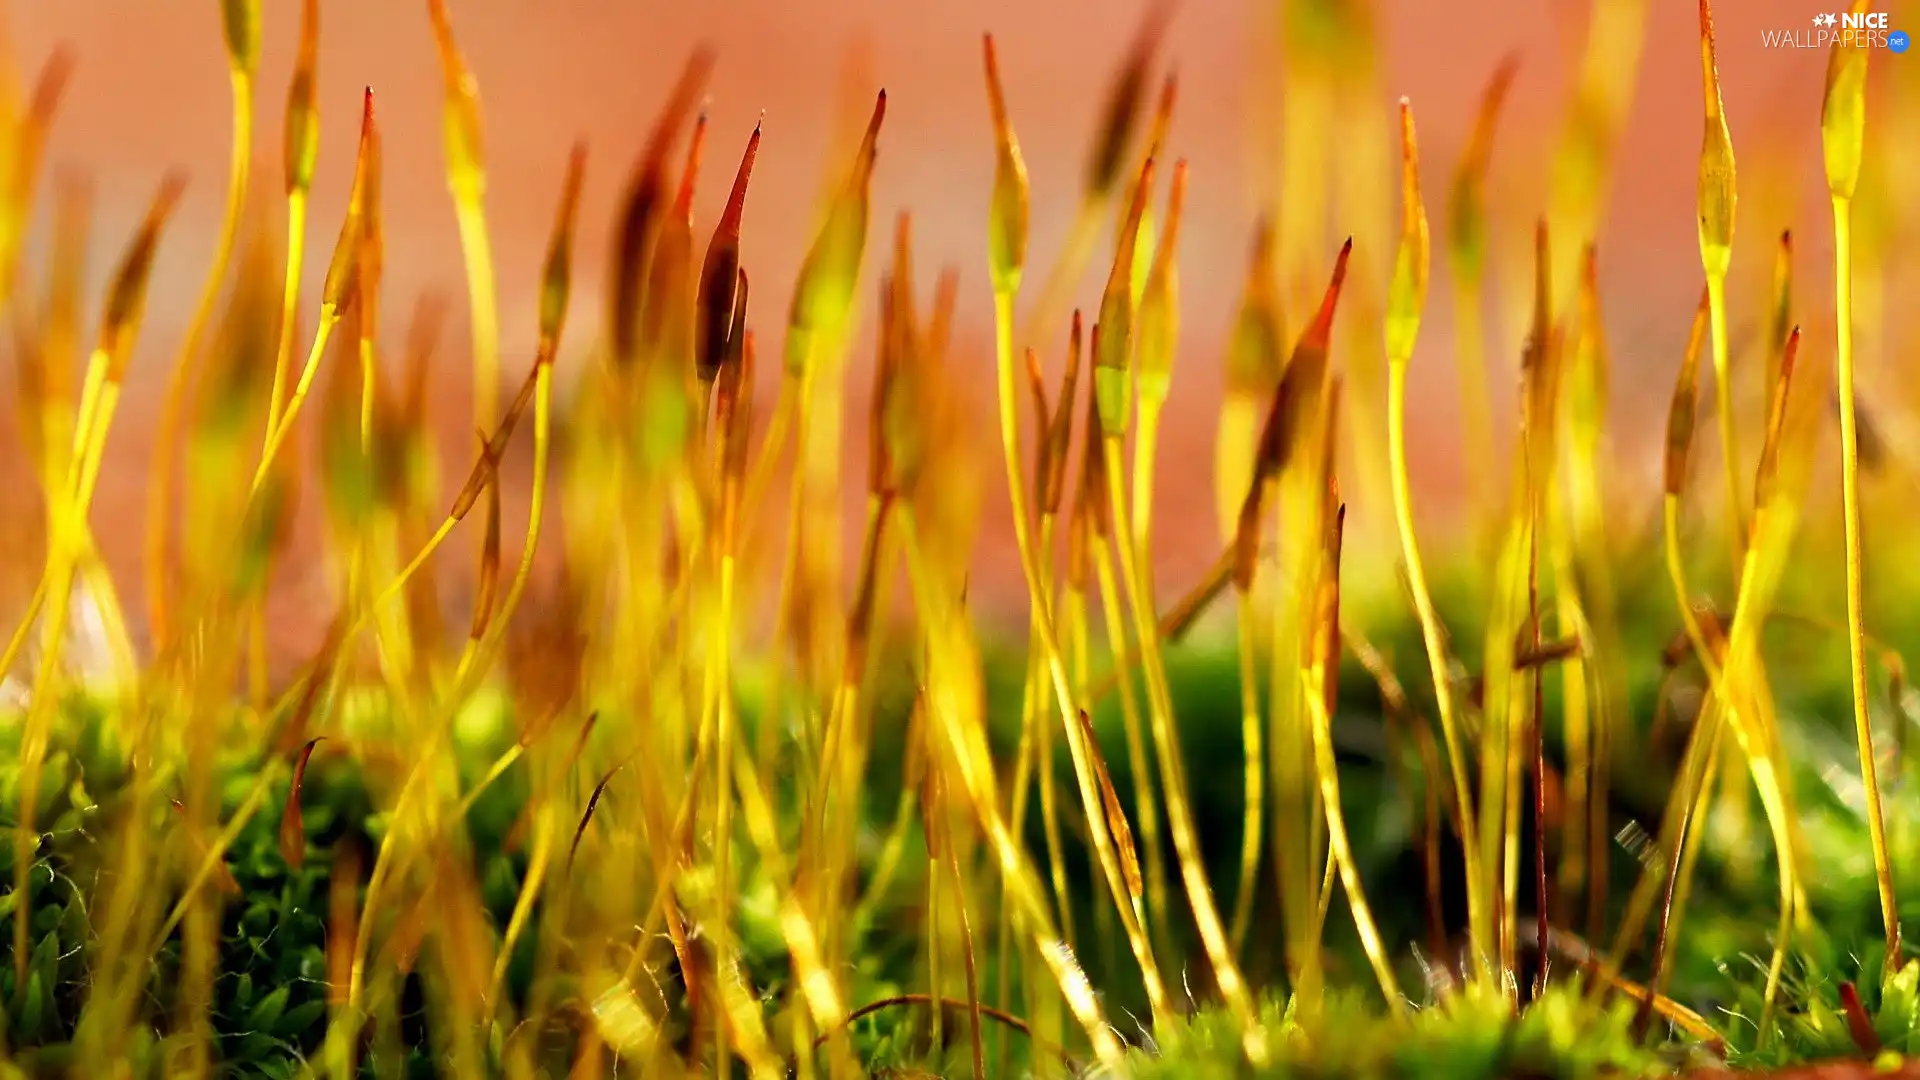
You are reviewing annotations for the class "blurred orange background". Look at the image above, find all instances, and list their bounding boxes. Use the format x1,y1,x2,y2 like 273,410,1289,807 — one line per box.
1,0,1910,669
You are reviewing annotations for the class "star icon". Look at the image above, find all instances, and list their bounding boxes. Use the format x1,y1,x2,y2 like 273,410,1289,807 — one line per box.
1815,12,1826,23
1825,13,1840,25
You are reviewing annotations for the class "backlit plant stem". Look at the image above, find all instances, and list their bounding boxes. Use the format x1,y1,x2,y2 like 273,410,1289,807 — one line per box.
146,54,254,645
1830,195,1900,966
1821,0,1901,967
1387,98,1490,983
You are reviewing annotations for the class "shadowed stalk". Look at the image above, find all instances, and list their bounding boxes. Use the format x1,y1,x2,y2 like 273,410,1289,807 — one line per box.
1821,0,1900,969
1387,99,1489,986
1559,245,1615,939
1307,492,1406,1015
427,0,502,433
1475,221,1558,993
1767,230,1793,401
1446,56,1517,530
934,768,989,1080
1226,426,1268,954
1131,160,1184,579
146,0,255,645
1215,223,1284,550
1695,0,1745,577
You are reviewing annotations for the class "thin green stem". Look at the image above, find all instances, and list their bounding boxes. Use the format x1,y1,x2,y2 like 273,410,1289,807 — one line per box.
1387,361,1488,982
1832,192,1901,966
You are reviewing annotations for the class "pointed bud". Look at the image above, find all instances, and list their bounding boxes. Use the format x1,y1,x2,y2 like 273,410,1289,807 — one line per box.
608,47,714,367
1663,287,1712,497
284,0,321,195
1386,98,1429,367
785,90,885,377
1093,157,1155,437
1136,160,1185,410
1695,0,1737,279
280,738,326,868
540,142,588,357
697,122,761,383
221,0,260,74
100,172,187,382
321,90,378,314
427,0,487,199
982,35,1030,295
1448,54,1519,281
1085,0,1171,197
1754,327,1800,511
1820,0,1872,201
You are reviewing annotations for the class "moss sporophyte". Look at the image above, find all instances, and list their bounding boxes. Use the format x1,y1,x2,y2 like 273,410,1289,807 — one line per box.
1,0,1918,1077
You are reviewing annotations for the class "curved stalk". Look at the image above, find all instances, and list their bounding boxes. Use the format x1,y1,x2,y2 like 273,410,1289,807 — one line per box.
146,68,252,642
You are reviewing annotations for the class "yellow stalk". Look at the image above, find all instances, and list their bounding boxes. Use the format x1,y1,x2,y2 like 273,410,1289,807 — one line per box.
257,87,380,490
428,0,502,430
1226,564,1264,954
1695,0,1745,572
1821,0,1900,966
1089,532,1168,953
146,45,253,644
1308,504,1406,1014
896,510,1125,1072
1104,438,1265,1061
1387,98,1489,980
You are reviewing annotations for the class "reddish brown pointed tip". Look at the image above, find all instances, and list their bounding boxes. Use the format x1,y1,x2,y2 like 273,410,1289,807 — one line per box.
983,35,1013,129
867,89,889,136
673,113,709,216
1156,70,1179,116
1301,240,1353,346
361,87,376,128
1780,228,1793,248
718,123,762,236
